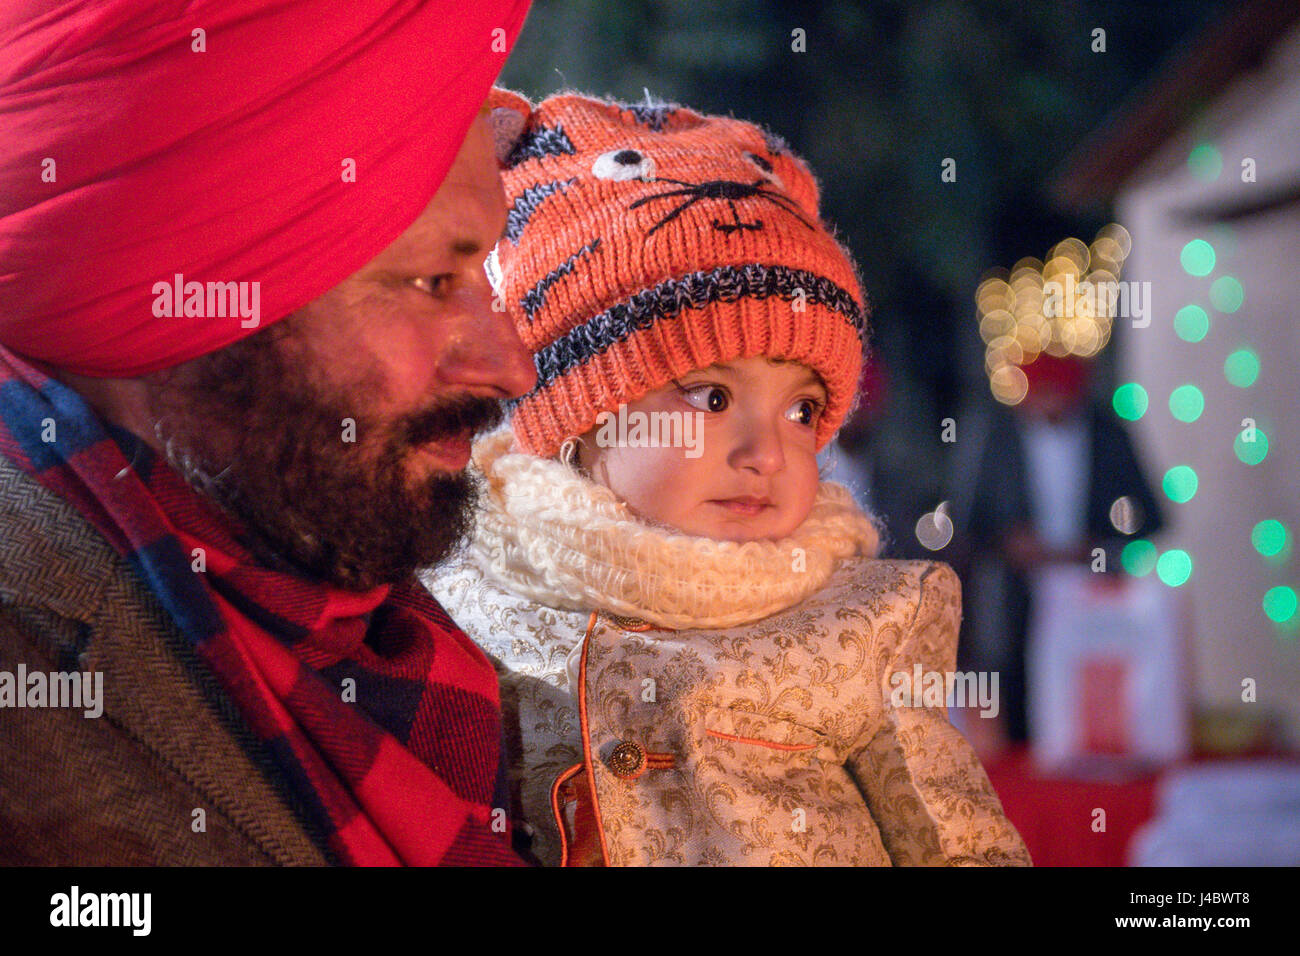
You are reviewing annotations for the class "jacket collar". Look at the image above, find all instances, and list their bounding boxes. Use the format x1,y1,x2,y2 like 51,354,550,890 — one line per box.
0,453,328,864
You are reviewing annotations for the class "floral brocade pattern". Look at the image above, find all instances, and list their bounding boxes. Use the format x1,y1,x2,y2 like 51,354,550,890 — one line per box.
427,556,1031,867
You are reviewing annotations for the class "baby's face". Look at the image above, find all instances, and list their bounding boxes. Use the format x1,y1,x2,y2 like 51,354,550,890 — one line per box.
576,357,825,542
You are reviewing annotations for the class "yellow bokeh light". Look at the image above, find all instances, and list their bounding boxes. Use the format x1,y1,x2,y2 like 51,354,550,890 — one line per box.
979,309,1017,341
1043,255,1082,281
1097,222,1132,258
977,224,1131,388
1050,237,1091,273
1015,321,1047,352
990,364,1029,404
1011,256,1044,277
1076,322,1103,355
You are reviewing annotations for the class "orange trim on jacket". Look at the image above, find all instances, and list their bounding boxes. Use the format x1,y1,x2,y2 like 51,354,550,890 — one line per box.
576,610,612,865
704,728,819,752
551,611,678,864
549,763,584,867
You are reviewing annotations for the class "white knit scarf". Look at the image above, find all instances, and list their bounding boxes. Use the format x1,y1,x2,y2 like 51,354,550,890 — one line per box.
459,427,882,630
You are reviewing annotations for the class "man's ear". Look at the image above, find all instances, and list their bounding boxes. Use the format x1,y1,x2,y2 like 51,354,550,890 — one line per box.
486,87,532,166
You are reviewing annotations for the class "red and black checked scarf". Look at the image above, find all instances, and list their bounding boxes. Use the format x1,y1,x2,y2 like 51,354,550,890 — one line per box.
0,345,522,865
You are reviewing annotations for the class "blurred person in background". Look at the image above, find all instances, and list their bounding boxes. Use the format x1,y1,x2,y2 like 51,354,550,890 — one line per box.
947,353,1165,755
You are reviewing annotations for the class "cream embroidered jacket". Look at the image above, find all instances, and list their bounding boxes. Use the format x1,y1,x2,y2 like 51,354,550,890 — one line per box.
430,554,1030,867
424,428,1030,866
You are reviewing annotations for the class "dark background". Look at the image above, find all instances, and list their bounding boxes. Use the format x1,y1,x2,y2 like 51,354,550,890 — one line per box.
499,0,1235,554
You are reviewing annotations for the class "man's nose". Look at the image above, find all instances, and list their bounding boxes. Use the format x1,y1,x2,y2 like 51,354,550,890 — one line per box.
436,285,537,399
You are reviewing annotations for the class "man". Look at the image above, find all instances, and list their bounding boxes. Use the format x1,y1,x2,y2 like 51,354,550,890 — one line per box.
0,0,535,865
947,354,1165,752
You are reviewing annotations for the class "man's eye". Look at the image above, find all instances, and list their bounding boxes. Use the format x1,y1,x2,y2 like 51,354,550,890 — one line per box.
679,384,729,413
411,274,453,296
786,398,823,426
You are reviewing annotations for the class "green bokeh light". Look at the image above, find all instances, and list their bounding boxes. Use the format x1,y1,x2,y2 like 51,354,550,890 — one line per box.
1209,276,1244,313
1181,239,1216,277
1234,426,1269,465
1157,549,1193,587
1252,520,1289,557
1122,540,1158,576
1263,586,1297,624
1188,143,1223,181
1112,382,1149,421
1174,304,1210,342
1163,465,1199,503
1169,384,1204,423
1225,349,1260,387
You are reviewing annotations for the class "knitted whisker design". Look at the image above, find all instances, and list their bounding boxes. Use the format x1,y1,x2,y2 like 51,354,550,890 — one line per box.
629,178,817,237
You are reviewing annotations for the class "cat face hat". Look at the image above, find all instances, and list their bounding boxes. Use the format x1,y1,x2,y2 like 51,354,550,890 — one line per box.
486,89,870,457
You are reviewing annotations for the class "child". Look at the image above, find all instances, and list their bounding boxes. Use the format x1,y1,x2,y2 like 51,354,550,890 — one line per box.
423,89,1030,867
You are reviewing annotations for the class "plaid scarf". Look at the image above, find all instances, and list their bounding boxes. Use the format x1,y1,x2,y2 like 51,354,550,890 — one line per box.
0,345,522,866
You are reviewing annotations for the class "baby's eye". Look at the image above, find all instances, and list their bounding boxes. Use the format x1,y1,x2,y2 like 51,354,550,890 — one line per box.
786,397,823,427
411,274,453,297
679,384,730,413
592,147,657,182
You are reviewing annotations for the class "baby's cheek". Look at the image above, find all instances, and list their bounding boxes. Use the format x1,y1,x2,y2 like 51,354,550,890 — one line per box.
781,451,822,525
607,445,703,527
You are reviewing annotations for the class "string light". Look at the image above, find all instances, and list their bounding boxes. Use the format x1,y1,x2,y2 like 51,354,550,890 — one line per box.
974,223,1130,406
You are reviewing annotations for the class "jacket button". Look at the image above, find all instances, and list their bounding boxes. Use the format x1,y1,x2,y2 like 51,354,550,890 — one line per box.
607,741,647,779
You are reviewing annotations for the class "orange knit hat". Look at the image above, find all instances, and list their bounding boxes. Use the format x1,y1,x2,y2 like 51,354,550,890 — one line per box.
486,89,869,457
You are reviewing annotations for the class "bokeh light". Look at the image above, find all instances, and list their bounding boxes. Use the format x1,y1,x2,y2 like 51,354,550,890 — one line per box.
1109,496,1143,534
1209,275,1244,313
1224,349,1260,387
1263,586,1297,624
1157,549,1193,586
1187,143,1223,181
1234,426,1269,465
1174,304,1210,342
1168,384,1204,423
1180,239,1216,277
1112,382,1149,421
1122,539,1158,576
1252,519,1289,558
1163,465,1199,503
989,363,1029,405
915,505,954,551
977,225,1127,400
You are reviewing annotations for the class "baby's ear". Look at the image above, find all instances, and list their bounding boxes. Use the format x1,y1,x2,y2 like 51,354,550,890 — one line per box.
486,87,532,166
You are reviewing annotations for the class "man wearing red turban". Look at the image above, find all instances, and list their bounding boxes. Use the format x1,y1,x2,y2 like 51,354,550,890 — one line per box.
0,1,537,865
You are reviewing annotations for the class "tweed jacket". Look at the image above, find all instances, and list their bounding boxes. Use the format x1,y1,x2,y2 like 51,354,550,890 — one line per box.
431,554,1032,867
0,454,328,865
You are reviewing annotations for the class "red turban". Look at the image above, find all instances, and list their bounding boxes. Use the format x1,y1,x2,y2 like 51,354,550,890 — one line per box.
0,0,531,377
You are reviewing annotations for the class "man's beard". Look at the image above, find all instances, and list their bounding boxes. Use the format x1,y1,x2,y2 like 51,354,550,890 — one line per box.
141,323,504,591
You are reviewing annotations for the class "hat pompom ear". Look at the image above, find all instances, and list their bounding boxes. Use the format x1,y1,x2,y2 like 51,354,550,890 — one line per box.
486,87,532,165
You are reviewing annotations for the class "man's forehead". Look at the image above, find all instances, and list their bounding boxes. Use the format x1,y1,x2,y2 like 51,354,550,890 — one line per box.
373,177,505,268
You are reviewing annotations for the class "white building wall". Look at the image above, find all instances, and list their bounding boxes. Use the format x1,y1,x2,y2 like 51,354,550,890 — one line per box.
1115,22,1300,746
